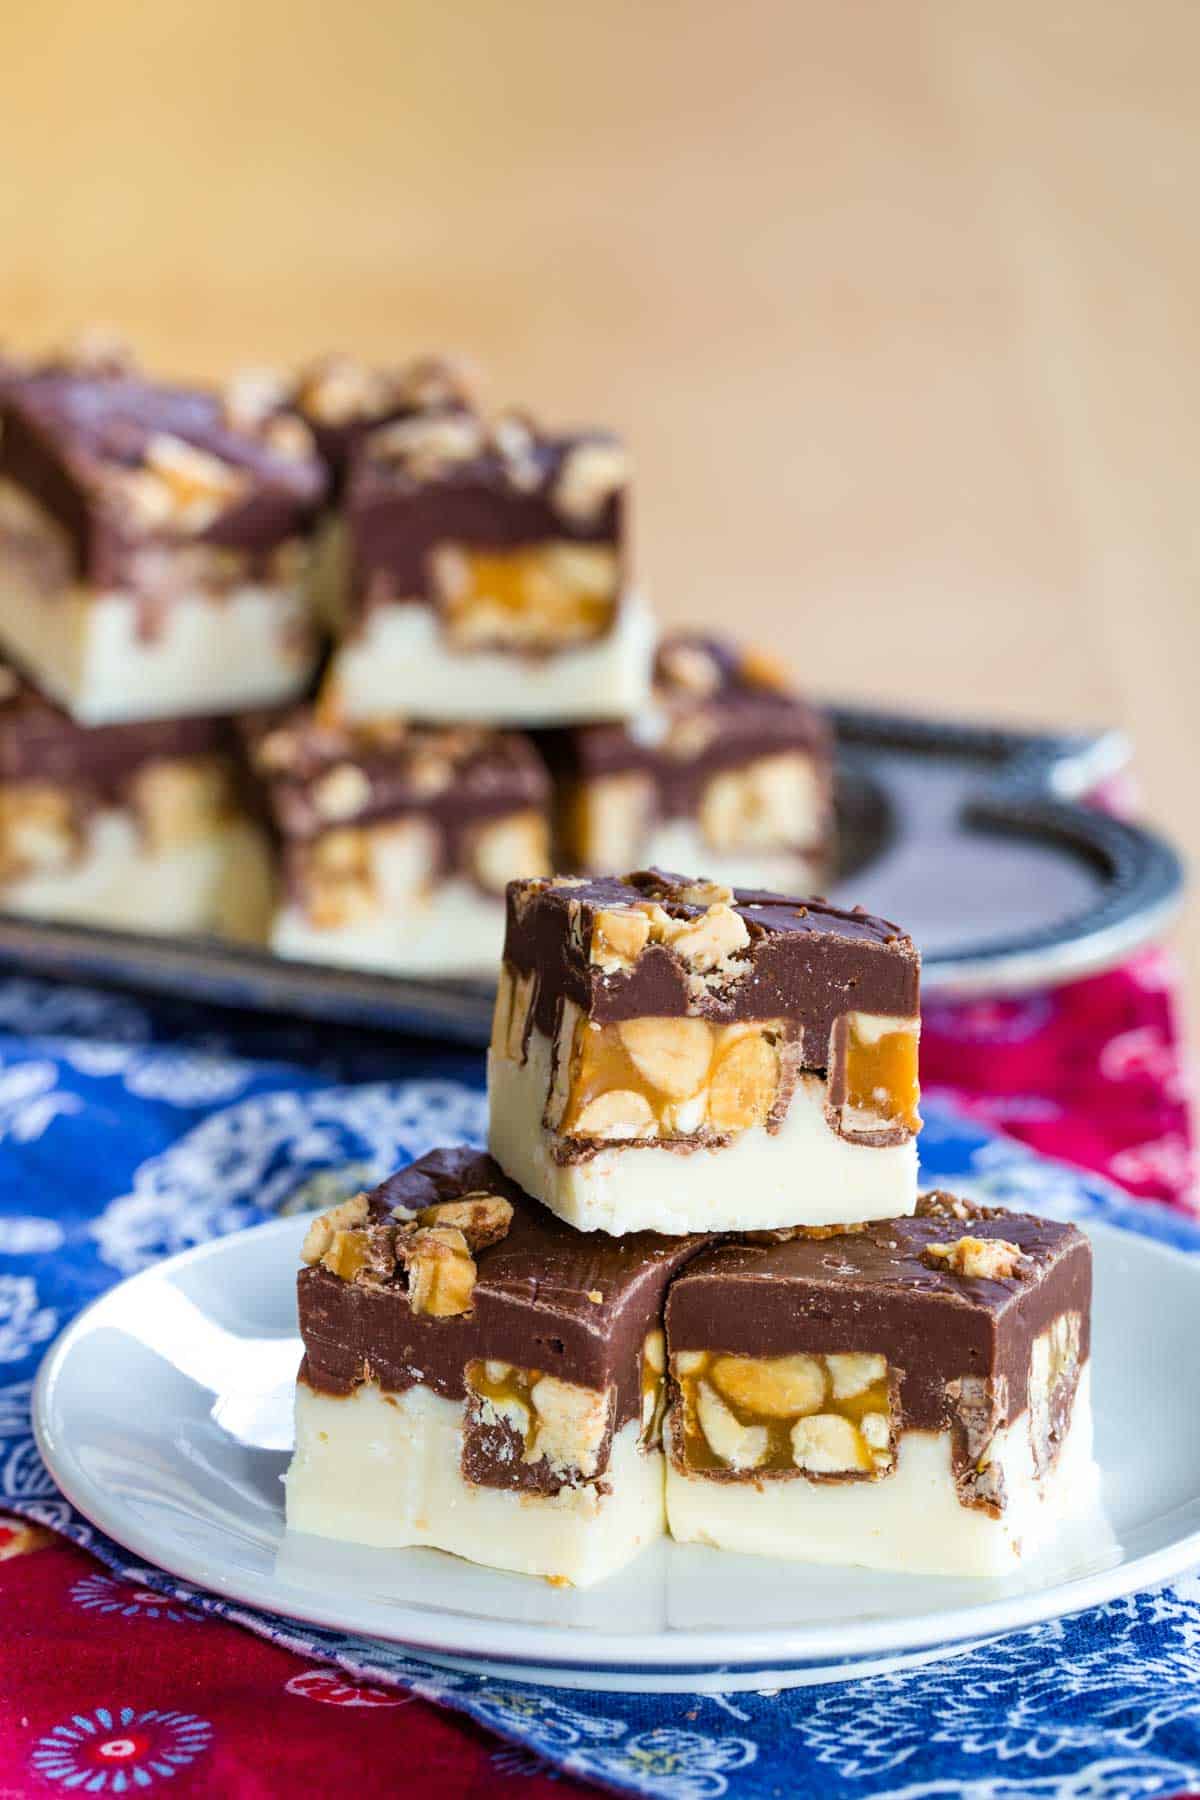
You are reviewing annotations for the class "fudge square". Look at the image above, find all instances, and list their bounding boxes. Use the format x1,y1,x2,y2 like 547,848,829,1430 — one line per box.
0,661,264,935
240,710,551,977
320,409,653,726
664,1194,1095,1577
286,1148,707,1585
0,345,327,725
489,870,920,1235
541,634,833,893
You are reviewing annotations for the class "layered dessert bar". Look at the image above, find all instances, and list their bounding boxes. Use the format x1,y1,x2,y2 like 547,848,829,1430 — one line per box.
489,870,920,1234
541,634,833,890
0,345,327,724
0,662,265,934
665,1194,1095,1576
321,410,652,725
242,710,551,975
287,1148,706,1585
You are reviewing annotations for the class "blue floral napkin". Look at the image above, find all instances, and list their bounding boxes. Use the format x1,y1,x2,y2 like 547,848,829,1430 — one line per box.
1,971,1198,1800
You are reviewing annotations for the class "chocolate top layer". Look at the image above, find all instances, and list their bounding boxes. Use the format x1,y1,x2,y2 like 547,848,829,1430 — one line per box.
345,414,625,610
298,1148,707,1422
0,662,230,789
240,710,548,840
504,869,918,1051
539,634,831,811
292,352,477,492
0,361,327,582
666,1193,1092,1431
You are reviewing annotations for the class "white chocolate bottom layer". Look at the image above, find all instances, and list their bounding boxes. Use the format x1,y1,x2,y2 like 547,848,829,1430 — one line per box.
488,1026,918,1234
666,1365,1096,1578
271,876,506,977
1,809,270,937
326,591,655,725
286,1381,664,1586
0,526,317,726
640,818,824,897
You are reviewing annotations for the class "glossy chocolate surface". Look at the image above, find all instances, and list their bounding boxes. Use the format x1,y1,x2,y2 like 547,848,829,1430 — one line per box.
0,362,326,583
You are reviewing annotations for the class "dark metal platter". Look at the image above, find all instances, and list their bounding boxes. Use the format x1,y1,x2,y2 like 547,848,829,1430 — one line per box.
0,705,1183,1047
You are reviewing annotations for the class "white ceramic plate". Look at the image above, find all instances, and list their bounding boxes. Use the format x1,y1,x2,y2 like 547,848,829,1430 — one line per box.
33,1214,1200,1693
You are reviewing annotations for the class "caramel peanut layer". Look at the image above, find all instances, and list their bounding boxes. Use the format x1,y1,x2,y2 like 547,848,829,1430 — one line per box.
836,1013,922,1138
674,1348,896,1479
435,543,619,652
466,1359,612,1482
554,1015,790,1144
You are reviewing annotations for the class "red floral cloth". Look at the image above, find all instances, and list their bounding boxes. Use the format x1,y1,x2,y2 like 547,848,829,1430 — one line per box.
923,946,1197,1215
1,1529,593,1797
2,947,1195,1798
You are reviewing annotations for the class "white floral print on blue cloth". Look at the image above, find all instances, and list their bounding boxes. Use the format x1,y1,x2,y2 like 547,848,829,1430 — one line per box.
1,971,1199,1800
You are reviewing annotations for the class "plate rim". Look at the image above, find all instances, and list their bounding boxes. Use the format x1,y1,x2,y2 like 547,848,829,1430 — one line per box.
31,1213,1200,1677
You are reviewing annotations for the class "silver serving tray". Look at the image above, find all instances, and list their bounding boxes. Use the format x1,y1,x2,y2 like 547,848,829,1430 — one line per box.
0,705,1183,1047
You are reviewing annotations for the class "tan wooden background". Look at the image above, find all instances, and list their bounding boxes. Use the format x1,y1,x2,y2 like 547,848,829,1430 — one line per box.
3,0,1196,1002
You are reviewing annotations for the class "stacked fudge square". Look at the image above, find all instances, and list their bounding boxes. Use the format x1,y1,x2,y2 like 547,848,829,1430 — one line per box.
0,335,1098,1590
287,871,1097,1586
0,339,553,950
0,338,326,934
321,402,648,726
270,351,838,970
0,336,842,965
236,355,648,974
